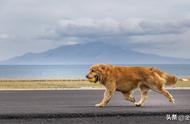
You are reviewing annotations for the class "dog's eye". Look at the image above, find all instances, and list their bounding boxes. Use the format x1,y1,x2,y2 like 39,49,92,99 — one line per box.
91,69,94,72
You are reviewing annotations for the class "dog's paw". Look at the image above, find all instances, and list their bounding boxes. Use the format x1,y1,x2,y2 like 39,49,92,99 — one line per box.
134,102,142,107
95,103,105,108
130,97,136,103
169,98,175,104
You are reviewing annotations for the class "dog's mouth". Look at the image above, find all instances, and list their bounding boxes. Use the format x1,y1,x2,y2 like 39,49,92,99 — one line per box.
87,75,99,83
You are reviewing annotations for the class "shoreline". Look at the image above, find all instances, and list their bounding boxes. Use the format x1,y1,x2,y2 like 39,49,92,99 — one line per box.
0,77,189,89
0,77,190,82
0,79,86,82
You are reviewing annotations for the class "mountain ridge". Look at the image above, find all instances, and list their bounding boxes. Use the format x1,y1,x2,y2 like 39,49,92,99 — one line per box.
0,42,189,65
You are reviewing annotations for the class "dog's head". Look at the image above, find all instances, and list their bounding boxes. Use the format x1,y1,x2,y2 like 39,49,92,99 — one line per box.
86,64,112,83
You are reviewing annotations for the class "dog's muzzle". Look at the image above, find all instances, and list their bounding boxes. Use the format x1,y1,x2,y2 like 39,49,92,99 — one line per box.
86,75,99,83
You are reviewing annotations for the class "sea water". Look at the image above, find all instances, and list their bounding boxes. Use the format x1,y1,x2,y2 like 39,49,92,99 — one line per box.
0,64,189,80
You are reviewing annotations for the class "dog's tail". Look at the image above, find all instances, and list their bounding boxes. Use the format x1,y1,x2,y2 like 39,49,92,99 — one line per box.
150,67,178,86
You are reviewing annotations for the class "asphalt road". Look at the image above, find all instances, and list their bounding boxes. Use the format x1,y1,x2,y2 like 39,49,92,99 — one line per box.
0,89,189,124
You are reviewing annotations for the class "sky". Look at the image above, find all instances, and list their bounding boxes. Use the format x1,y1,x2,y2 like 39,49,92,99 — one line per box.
0,0,190,61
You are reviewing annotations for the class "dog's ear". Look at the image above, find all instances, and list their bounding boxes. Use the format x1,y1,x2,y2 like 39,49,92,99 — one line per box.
97,64,106,74
100,64,106,70
96,65,107,83
98,64,113,76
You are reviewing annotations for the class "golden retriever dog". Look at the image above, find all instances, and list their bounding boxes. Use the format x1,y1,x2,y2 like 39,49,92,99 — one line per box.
86,64,177,107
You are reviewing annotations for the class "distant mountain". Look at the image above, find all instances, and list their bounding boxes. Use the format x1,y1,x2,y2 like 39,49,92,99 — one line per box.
1,42,190,65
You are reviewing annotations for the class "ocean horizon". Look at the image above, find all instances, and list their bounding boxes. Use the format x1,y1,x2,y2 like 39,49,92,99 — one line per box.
0,64,189,80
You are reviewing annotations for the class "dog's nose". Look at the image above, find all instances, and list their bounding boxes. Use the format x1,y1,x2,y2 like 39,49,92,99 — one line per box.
86,75,89,78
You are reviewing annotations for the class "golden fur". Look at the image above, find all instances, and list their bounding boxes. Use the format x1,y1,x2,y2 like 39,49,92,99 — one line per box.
86,64,177,107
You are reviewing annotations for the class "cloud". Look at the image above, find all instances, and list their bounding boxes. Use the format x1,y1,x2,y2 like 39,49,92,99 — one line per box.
42,18,190,45
47,18,190,38
0,34,9,39
39,18,190,58
1,0,190,60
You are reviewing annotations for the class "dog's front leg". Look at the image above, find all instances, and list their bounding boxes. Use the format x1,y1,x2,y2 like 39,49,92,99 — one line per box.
95,89,115,107
95,82,116,108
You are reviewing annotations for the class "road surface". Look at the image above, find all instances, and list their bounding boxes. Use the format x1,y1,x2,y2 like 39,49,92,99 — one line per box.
0,89,189,124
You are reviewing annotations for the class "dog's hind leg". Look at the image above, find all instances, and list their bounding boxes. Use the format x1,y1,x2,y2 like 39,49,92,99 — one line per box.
149,71,175,103
135,84,149,107
158,87,175,104
151,84,175,103
123,91,135,103
147,77,175,104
